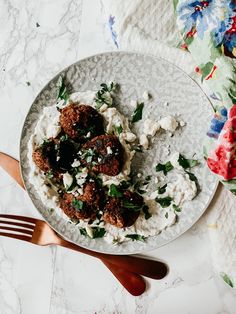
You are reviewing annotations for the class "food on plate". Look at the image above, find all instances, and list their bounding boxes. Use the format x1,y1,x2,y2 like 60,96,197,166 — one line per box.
81,134,124,176
28,80,200,244
59,181,103,221
59,103,104,141
103,190,144,228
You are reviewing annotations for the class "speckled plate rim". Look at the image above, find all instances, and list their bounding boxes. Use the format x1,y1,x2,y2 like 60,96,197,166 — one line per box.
19,50,219,255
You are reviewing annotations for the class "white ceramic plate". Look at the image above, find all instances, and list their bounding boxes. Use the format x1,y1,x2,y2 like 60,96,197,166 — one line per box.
20,52,218,254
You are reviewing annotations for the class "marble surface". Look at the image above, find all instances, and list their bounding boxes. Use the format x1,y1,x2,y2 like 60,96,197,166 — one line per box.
0,0,235,313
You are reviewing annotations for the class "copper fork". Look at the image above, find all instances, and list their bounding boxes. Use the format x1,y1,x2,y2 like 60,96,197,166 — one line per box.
0,214,148,296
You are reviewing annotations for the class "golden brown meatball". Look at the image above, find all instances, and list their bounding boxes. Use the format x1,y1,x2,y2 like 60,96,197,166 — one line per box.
59,103,104,141
32,137,76,174
103,190,144,228
59,182,103,221
32,140,57,173
81,135,124,176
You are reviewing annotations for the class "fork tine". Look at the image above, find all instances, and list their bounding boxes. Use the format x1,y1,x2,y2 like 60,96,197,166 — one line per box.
0,220,35,230
0,232,31,242
0,214,36,224
0,226,33,235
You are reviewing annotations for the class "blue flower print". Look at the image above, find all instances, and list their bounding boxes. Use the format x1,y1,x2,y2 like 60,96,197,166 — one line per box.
177,0,225,39
207,107,228,139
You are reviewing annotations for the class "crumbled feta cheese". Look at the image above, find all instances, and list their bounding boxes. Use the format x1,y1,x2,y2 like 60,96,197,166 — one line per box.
56,156,60,162
159,116,178,132
86,131,91,138
122,132,136,142
76,170,88,186
154,177,159,184
137,173,142,178
169,152,182,170
72,159,81,167
143,91,150,101
107,146,113,155
63,172,73,189
143,119,160,137
139,134,149,149
166,173,197,205
130,100,137,108
98,157,102,163
85,226,93,238
99,104,108,112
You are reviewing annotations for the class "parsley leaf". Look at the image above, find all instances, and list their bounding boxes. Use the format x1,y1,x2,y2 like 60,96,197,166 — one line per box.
125,234,146,242
173,204,181,213
122,200,143,211
79,228,87,236
155,196,172,208
132,145,143,152
142,205,152,220
46,170,54,179
158,183,167,194
156,161,173,175
79,227,106,239
108,184,123,198
57,76,69,102
220,273,234,288
95,82,117,109
178,154,199,169
72,199,84,211
92,227,106,239
185,170,198,183
131,102,144,123
115,125,123,135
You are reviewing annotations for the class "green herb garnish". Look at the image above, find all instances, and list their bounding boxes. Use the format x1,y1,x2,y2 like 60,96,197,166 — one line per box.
95,82,117,109
178,154,200,169
155,196,173,208
155,161,173,175
46,170,54,179
122,200,143,211
165,212,169,219
79,228,87,236
79,227,106,239
158,183,167,194
132,145,143,152
108,184,123,198
173,204,181,213
60,134,69,142
125,234,146,242
185,170,198,183
220,273,234,288
92,227,106,239
57,76,69,102
115,125,123,135
131,102,144,123
72,199,84,211
142,205,152,220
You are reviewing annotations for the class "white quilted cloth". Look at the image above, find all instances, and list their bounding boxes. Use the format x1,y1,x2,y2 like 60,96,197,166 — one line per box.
102,0,236,288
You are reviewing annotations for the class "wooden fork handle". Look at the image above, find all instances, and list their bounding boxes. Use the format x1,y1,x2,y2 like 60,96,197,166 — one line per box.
59,240,168,280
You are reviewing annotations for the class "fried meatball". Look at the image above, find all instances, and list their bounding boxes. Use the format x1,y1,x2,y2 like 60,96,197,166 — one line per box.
81,135,124,176
59,103,104,141
103,190,144,228
59,182,103,221
32,138,76,174
32,140,57,173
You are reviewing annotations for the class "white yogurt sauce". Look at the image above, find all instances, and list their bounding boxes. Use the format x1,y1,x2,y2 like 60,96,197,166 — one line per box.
28,90,196,244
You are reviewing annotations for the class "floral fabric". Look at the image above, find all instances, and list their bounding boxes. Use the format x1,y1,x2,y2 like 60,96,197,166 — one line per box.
175,0,236,192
